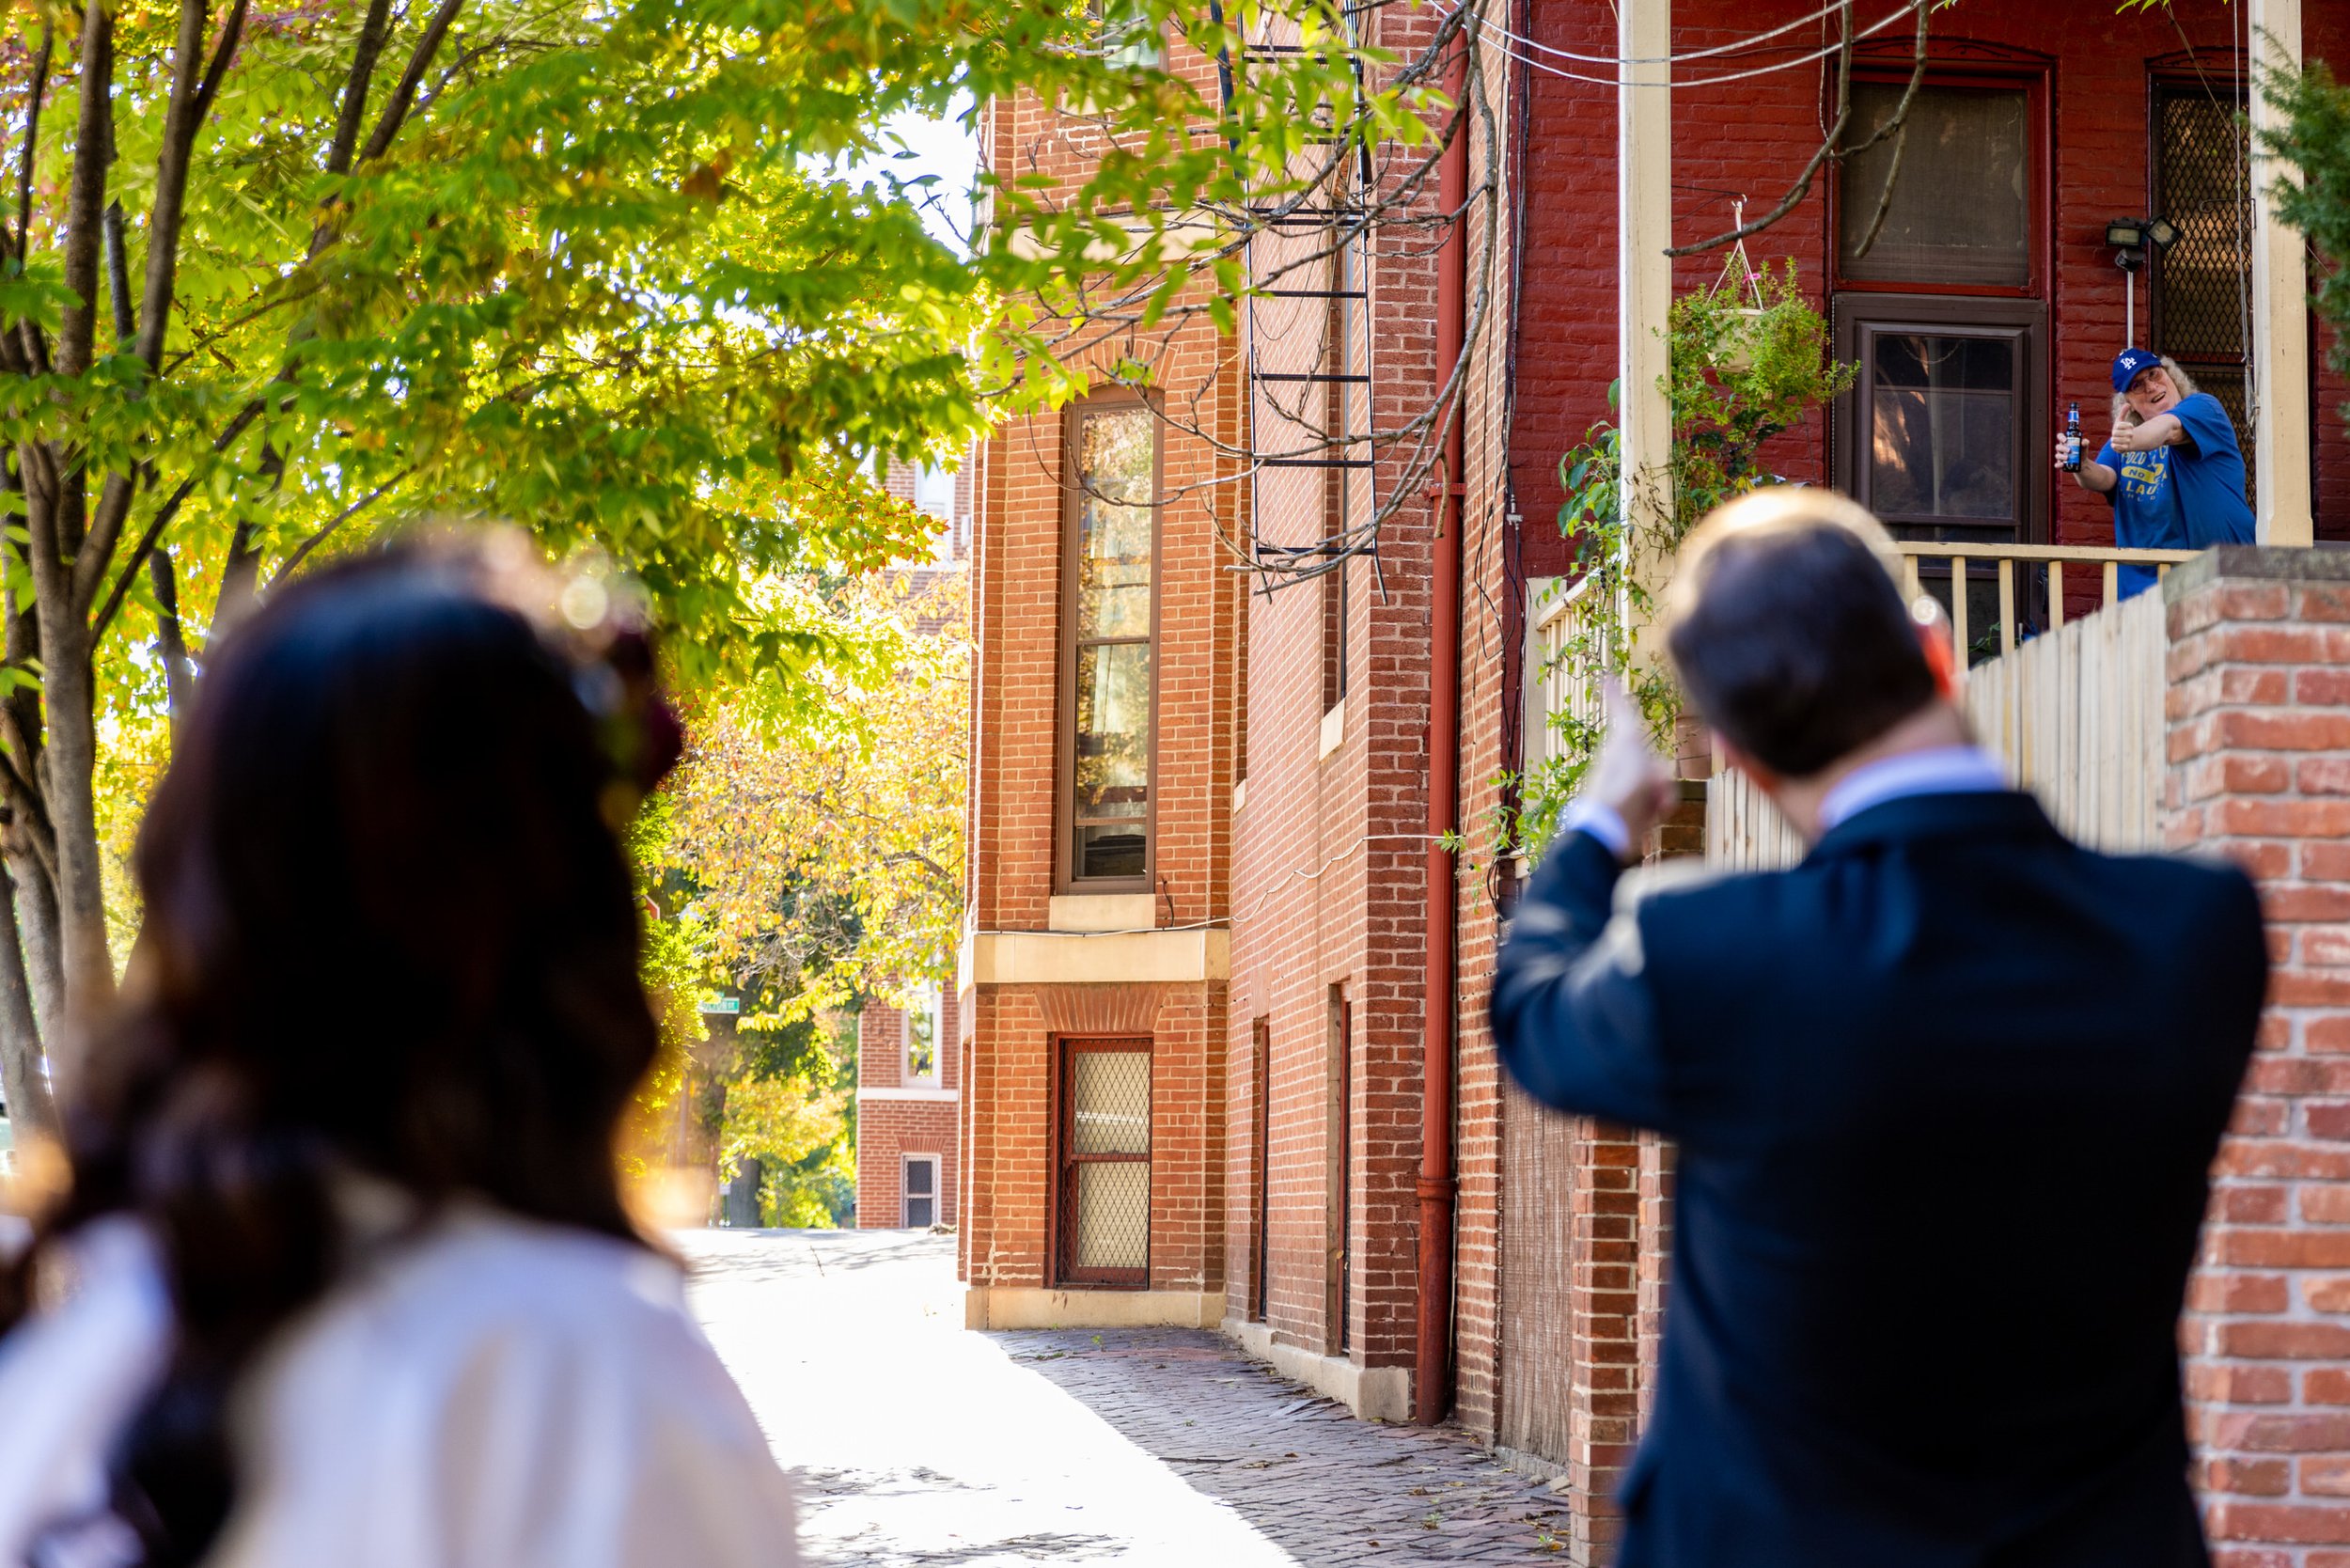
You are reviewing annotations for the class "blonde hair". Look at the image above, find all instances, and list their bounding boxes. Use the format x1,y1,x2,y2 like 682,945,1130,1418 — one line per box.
1665,484,1907,629
2111,355,2199,427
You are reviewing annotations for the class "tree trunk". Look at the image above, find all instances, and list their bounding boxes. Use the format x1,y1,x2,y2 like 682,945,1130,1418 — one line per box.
8,838,65,1046
0,866,56,1142
33,632,112,1095
149,548,195,720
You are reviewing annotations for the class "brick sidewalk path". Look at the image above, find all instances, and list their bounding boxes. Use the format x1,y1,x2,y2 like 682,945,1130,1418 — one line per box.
1001,1328,1573,1564
679,1230,1574,1566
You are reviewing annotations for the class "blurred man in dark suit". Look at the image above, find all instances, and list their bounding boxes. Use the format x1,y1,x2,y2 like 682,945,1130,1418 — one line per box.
1491,487,2265,1568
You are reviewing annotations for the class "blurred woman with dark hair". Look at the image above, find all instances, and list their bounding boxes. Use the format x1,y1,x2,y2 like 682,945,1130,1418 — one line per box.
0,534,797,1566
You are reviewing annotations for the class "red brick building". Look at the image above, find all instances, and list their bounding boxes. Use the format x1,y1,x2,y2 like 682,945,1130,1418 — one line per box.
856,986,960,1229
961,1,2350,1560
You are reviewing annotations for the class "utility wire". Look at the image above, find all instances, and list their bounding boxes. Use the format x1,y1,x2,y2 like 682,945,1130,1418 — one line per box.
1469,0,1863,68
1444,0,1924,90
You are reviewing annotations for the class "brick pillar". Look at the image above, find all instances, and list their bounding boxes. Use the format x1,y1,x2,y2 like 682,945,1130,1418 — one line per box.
1564,1120,1642,1564
2167,550,2350,1563
1636,1131,1674,1430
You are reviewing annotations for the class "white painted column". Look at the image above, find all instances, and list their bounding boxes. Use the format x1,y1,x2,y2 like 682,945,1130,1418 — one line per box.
1619,0,1672,557
2249,0,2312,546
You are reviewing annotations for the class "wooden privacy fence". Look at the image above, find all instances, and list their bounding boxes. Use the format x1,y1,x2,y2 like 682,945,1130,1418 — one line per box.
1706,542,2192,870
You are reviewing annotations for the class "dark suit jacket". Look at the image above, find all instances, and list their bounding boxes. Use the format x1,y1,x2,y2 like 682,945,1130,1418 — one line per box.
1491,791,2265,1568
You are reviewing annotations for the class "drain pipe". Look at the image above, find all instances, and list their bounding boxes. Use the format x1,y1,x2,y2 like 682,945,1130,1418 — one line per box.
1416,26,1470,1428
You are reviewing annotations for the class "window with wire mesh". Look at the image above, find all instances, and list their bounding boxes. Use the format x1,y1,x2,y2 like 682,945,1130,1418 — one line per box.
1058,1043,1152,1284
2154,84,2256,504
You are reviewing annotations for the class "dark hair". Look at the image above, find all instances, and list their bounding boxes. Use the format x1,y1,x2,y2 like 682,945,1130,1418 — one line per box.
1664,488,1937,778
1,534,681,1563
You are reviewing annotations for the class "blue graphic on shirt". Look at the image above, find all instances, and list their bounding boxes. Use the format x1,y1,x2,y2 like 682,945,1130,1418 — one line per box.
2097,391,2255,598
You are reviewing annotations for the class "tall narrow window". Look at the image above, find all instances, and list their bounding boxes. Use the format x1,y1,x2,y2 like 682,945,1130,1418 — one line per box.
1063,403,1158,888
904,983,940,1083
2153,79,2256,502
1057,1040,1152,1285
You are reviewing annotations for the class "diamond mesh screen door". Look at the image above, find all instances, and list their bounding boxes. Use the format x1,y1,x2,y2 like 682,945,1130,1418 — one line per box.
1057,1040,1152,1285
2154,80,2256,505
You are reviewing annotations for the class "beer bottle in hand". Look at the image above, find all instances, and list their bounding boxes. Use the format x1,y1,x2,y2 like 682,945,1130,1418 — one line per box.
2062,402,2082,472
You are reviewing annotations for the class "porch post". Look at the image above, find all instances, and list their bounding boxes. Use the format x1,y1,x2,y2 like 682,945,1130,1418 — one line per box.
1619,0,1672,562
2248,0,2312,546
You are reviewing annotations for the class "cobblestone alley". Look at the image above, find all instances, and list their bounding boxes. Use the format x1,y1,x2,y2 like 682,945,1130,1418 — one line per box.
679,1230,1576,1566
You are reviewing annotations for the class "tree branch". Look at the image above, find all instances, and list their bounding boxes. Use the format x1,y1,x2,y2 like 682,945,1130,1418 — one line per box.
132,0,247,373
192,0,249,128
148,548,193,718
86,399,263,637
10,22,52,265
1664,0,1930,258
102,82,133,349
326,0,398,179
55,0,116,381
358,0,466,165
270,472,411,587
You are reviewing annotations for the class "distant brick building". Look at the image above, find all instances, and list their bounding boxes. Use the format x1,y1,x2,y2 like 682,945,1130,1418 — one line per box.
856,985,960,1230
961,2,2350,1560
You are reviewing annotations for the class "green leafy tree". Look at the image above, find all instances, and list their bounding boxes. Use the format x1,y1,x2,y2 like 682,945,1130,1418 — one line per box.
656,566,964,1225
0,0,1422,1134
2260,55,2350,410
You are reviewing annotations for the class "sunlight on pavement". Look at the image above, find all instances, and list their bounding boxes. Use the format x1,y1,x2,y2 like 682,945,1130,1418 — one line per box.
677,1229,1305,1568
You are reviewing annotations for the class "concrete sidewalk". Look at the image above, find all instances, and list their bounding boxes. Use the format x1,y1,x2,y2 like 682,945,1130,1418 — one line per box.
679,1229,1572,1566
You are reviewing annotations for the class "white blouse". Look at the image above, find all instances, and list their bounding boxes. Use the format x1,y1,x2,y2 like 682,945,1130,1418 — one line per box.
0,1207,800,1567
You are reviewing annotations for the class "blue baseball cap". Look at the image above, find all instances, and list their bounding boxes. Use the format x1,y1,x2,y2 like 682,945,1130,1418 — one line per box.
2112,348,2161,392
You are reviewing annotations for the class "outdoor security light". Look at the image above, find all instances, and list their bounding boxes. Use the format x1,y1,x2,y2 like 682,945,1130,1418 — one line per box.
2108,216,2180,338
2107,216,2181,274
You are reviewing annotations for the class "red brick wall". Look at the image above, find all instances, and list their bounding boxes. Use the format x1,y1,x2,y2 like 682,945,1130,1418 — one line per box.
961,45,1238,1296
856,995,961,1229
857,1100,959,1230
2167,553,2350,1563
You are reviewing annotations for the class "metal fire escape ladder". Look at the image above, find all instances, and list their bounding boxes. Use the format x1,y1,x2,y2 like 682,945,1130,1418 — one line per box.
1241,4,1381,592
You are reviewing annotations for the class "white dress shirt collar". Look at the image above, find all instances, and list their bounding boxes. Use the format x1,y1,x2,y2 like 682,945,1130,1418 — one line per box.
1816,745,2009,834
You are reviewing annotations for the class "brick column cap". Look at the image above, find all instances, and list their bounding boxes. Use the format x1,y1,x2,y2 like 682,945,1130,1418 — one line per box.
2164,544,2350,603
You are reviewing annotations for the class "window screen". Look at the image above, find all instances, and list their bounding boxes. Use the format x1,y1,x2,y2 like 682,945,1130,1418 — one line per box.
1839,84,2031,288
1069,406,1156,884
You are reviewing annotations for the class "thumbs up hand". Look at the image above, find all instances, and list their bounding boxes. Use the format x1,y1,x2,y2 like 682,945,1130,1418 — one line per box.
1583,680,1678,864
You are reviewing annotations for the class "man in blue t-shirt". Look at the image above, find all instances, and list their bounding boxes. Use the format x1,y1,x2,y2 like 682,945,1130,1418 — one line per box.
2058,346,2257,597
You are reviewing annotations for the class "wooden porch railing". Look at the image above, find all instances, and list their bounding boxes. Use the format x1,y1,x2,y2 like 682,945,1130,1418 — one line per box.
1708,541,2201,870
1891,540,2199,657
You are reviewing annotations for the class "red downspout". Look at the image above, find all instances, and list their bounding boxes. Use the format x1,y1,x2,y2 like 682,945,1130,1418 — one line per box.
1417,30,1469,1427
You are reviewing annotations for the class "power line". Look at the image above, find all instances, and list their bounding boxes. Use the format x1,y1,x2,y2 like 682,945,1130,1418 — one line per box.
1474,0,1858,69
1445,0,1925,90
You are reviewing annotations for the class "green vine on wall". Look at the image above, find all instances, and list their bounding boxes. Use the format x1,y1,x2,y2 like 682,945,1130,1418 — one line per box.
1484,261,1856,870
